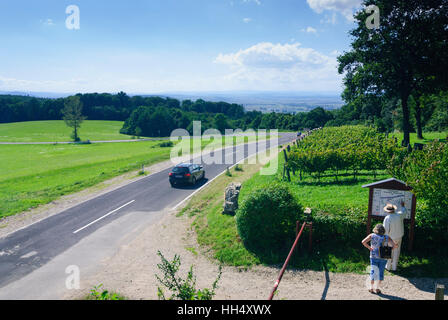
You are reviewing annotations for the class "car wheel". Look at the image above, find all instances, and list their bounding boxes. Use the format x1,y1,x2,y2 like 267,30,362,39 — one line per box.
170,182,175,187
201,172,205,180
192,176,197,185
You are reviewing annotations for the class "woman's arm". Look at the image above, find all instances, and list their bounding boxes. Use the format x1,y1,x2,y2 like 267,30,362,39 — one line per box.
388,237,398,248
362,234,373,251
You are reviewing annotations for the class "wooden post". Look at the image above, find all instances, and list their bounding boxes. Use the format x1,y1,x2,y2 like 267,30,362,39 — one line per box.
435,284,445,300
308,222,313,253
283,149,291,182
282,164,286,180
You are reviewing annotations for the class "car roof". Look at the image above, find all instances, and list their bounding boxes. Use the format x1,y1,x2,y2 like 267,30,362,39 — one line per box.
176,163,193,167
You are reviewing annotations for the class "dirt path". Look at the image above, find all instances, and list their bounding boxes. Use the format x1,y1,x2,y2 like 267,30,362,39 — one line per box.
64,207,447,300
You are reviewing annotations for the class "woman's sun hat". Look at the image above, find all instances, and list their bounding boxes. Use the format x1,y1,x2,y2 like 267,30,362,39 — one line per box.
383,203,397,214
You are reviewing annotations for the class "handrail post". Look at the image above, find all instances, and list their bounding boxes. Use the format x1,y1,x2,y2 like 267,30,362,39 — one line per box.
268,222,306,300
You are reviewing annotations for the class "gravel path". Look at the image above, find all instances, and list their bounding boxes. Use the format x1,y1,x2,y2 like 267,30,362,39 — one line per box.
64,208,448,300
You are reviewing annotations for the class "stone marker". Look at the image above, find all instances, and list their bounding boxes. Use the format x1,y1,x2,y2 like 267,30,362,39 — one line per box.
223,182,242,216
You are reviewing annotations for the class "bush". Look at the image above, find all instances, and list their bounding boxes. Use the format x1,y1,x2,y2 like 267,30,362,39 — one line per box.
310,206,366,245
88,284,126,300
158,141,174,148
388,141,448,234
155,251,222,300
236,183,303,260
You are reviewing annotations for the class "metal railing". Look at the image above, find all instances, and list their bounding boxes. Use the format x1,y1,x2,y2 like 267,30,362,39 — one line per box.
268,221,307,300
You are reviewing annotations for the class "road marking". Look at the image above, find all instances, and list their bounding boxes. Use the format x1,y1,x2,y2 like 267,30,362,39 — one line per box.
73,200,135,234
20,251,38,259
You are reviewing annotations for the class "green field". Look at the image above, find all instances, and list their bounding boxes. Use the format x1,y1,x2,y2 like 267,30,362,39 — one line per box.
392,131,447,146
0,120,131,142
0,141,172,218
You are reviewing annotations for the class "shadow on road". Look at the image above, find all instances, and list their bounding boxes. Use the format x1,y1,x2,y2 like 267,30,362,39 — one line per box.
170,178,209,190
321,260,330,300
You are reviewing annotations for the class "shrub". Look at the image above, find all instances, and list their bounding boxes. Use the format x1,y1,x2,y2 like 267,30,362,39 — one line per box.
388,141,448,234
155,251,222,300
158,141,174,148
88,284,126,300
236,183,303,260
310,206,366,245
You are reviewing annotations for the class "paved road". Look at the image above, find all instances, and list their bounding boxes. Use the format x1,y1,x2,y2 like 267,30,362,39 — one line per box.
0,133,296,298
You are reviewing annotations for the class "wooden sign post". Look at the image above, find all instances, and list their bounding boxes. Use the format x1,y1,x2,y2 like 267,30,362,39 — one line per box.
362,178,417,251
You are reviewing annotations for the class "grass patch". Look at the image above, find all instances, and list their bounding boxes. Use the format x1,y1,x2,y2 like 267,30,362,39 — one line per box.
391,131,448,146
0,120,131,142
0,141,171,218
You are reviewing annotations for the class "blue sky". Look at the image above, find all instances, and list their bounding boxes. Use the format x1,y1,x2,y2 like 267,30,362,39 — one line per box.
0,0,363,94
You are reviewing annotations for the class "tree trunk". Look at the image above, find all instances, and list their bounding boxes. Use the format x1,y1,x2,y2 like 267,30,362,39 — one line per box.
74,126,78,142
401,93,411,147
415,98,424,140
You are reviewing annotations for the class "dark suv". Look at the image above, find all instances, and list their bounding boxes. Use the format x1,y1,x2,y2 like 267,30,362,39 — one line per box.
169,163,205,187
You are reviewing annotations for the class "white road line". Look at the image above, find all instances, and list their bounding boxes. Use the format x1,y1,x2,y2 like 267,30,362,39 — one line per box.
20,251,38,259
73,200,135,234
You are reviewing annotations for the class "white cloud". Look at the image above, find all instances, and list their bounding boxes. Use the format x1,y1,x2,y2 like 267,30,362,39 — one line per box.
214,42,342,91
320,12,337,25
301,26,318,34
242,0,261,5
41,18,55,26
307,0,362,21
243,18,252,23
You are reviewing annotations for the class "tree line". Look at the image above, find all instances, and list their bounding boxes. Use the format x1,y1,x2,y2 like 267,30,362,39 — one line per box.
0,92,338,137
1,89,446,138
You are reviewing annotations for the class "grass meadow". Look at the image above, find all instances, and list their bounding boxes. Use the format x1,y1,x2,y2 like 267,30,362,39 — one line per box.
392,131,447,146
0,141,172,218
0,120,131,142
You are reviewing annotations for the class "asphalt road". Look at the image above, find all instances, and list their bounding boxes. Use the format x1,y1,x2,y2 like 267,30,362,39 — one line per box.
0,132,296,296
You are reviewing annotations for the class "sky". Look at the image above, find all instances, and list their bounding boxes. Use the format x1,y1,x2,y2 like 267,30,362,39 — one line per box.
0,0,364,95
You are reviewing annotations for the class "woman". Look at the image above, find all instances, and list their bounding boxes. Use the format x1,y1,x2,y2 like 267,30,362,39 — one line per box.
362,224,398,294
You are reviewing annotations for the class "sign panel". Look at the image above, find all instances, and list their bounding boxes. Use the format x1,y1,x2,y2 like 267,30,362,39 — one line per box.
371,188,413,219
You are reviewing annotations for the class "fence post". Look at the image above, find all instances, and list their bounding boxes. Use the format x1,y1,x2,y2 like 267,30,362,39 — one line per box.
435,284,445,300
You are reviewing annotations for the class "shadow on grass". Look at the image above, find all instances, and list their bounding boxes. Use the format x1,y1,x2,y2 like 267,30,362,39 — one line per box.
290,178,375,187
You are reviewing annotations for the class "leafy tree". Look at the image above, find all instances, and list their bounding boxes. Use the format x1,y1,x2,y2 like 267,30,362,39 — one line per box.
61,95,86,142
338,0,448,146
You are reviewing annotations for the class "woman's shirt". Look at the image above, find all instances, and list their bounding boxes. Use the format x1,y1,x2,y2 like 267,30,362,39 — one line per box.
370,233,388,259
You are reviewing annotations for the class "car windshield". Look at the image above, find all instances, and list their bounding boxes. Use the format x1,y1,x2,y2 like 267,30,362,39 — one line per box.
172,166,189,173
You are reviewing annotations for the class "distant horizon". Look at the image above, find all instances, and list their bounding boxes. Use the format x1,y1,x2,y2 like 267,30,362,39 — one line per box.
0,89,343,99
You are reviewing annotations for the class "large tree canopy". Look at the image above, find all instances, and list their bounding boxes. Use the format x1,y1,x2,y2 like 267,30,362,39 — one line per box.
338,0,448,145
